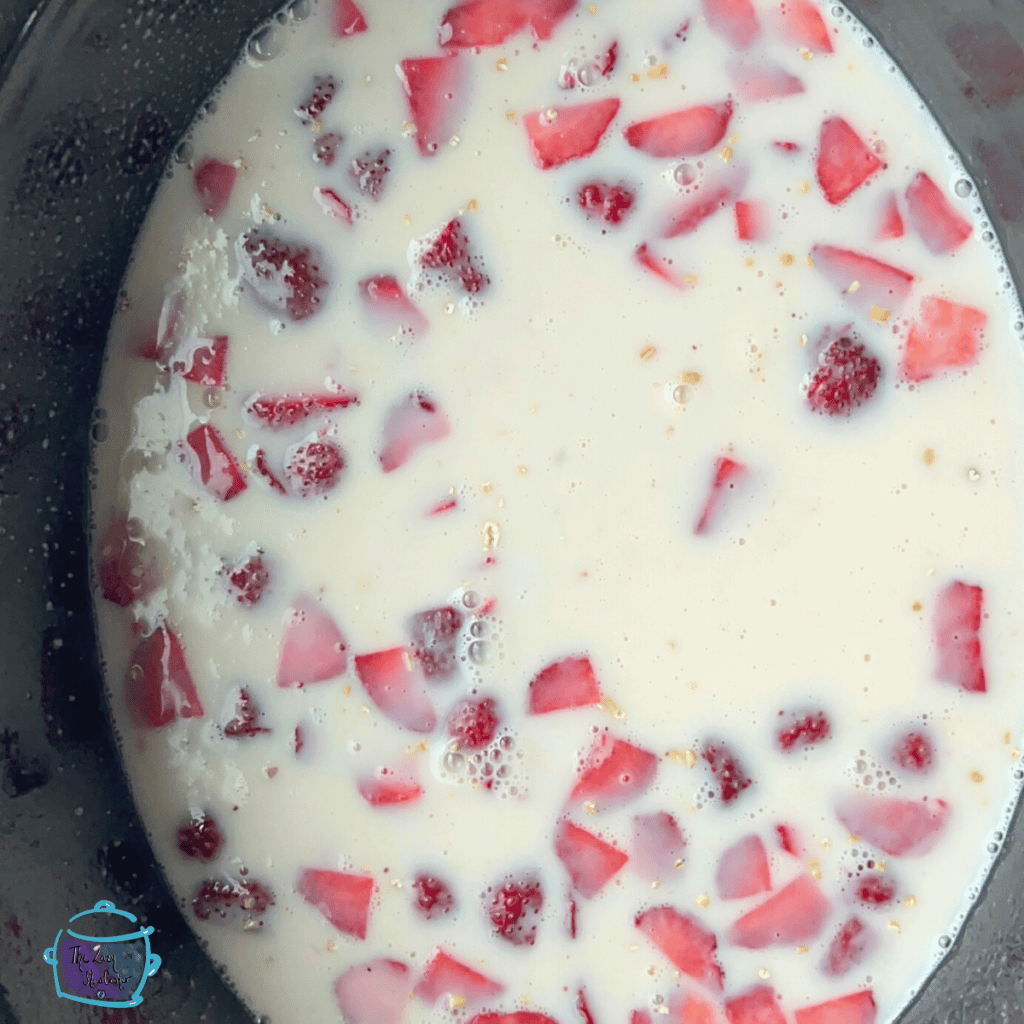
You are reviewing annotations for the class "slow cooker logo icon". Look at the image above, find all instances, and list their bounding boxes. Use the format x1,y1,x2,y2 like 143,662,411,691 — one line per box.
42,899,161,1007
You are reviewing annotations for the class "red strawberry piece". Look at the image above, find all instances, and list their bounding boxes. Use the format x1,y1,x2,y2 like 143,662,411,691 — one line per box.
664,167,750,238
191,876,274,929
295,75,338,126
222,685,272,737
567,896,578,938
576,989,598,1024
734,199,768,242
794,991,877,1024
816,117,883,205
378,391,451,473
702,0,761,48
835,794,950,856
125,623,204,729
631,811,686,881
98,513,158,607
933,579,985,692
905,172,972,254
528,655,601,713
777,0,833,53
694,457,747,536
728,59,804,102
775,823,802,857
313,131,345,166
569,733,658,808
810,244,914,313
577,181,636,227
334,959,412,1024
701,738,753,802
237,230,328,321
251,446,287,494
469,1015,560,1024
776,709,832,750
297,868,374,938
244,390,359,430
716,834,771,899
892,729,934,773
853,871,896,907
624,100,732,158
314,185,355,225
487,875,543,946
901,296,986,382
772,139,800,154
284,438,346,498
408,605,463,679
524,97,620,170
348,148,392,201
177,812,223,861
554,819,628,897
727,874,831,948
677,994,719,1024
277,594,349,687
173,334,229,387
634,243,689,290
334,0,368,36
806,333,881,417
194,158,237,219
599,38,618,75
354,647,437,732
447,696,500,749
184,424,247,501
415,949,504,1006
420,217,490,294
293,724,306,756
725,985,785,1024
225,552,270,606
631,1015,653,1024
359,275,430,338
635,906,724,991
412,874,456,920
398,56,468,157
428,496,458,515
876,190,904,240
358,760,424,806
822,915,874,976
439,0,577,48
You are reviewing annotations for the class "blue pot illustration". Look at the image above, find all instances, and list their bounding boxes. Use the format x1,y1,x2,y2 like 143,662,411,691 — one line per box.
43,899,161,1007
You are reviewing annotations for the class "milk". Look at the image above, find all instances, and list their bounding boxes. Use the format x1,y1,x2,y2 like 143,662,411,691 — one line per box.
90,1,1024,1022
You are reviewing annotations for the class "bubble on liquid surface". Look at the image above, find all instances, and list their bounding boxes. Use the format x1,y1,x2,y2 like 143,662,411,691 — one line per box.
247,24,284,64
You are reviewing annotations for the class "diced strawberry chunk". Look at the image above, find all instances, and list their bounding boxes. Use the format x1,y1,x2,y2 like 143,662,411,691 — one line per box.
694,457,747,535
398,56,468,157
775,823,802,857
408,605,463,678
177,811,223,861
777,0,833,53
277,595,349,687
835,794,950,856
378,391,450,473
314,185,355,224
933,579,986,693
634,243,689,290
701,0,761,48
806,333,882,417
577,181,636,227
576,989,598,1024
470,1015,561,1024
284,439,346,498
420,217,491,294
816,117,883,205
554,820,628,897
772,140,801,154
349,148,392,201
728,875,831,948
794,992,877,1024
194,158,237,219
125,623,204,729
570,733,658,808
412,874,457,920
447,696,500,749
810,244,914,313
631,1014,654,1024
876,191,904,240
237,230,329,321
854,871,896,907
225,552,270,606
631,811,687,881
716,834,771,899
297,868,374,938
295,75,338,126
624,101,732,158
901,296,986,382
891,730,934,773
354,647,437,733
98,513,158,607
635,906,724,991
359,275,430,338
702,739,753,803
192,877,273,930
293,724,306,756
244,390,359,429
313,131,345,166
822,915,874,976
905,172,972,254
664,170,749,239
776,709,832,750
221,685,272,738
677,994,719,1024
735,200,768,242
251,446,287,494
725,985,786,1024
427,496,458,515
334,0,368,36
524,97,620,170
415,949,504,1006
334,959,412,1024
439,0,577,48
487,875,543,945
728,59,804,102
183,424,247,501
528,655,601,713
172,334,229,387
358,760,424,806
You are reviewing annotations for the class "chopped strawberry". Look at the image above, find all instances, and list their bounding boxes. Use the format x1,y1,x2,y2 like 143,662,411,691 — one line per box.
125,623,204,729
183,424,247,501
348,148,392,201
244,390,359,429
631,811,687,881
438,0,577,48
835,794,950,856
727,875,831,948
194,158,237,219
528,655,601,713
716,834,771,899
354,647,437,732
664,167,749,239
810,244,914,313
98,513,158,607
398,56,468,157
297,868,374,938
806,333,882,417
408,605,463,678
487,875,543,945
293,724,306,756
677,994,719,1024
314,185,354,225
624,101,732,158
634,243,689,290
334,0,368,36
816,117,883,205
524,97,620,170
876,190,904,240
694,457,747,535
378,391,451,473
222,685,272,738
569,733,658,808
334,959,412,1024
237,230,328,321
734,200,768,242
415,949,504,1006
359,275,430,338
447,696,500,749
173,334,228,387
313,131,345,166
358,760,424,806
854,871,896,906
631,1014,653,1024
554,819,628,897
933,579,985,692
724,985,785,1024
427,496,458,515
225,552,269,606
277,594,349,687
905,172,972,254
892,729,934,773
251,447,287,494
295,75,338,126
576,989,598,1024
192,876,274,929
177,811,223,861
776,709,832,750
470,1015,561,1024
599,38,618,74
777,0,833,53
793,992,876,1024
701,739,753,803
775,823,802,857
772,140,801,154
728,59,804,102
901,296,986,382
412,874,457,919
701,0,761,48
284,439,346,498
420,217,490,294
635,906,724,991
822,915,873,976
567,896,578,938
577,181,636,227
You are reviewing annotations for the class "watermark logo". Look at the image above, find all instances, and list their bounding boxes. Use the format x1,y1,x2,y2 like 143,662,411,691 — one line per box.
43,899,161,1008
